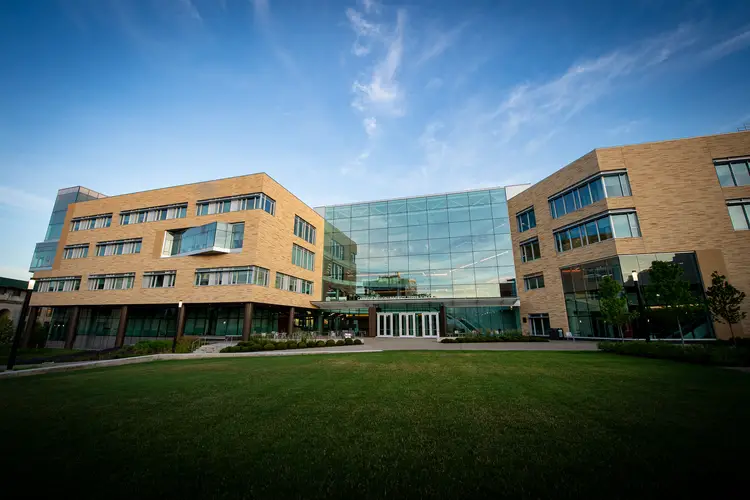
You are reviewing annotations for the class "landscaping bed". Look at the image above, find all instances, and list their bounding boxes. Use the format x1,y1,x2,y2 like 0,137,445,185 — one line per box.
441,332,549,343
221,337,363,353
598,340,750,366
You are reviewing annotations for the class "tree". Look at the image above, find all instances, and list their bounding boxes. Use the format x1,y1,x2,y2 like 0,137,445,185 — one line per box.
645,261,696,345
599,276,638,341
0,315,14,345
706,272,747,347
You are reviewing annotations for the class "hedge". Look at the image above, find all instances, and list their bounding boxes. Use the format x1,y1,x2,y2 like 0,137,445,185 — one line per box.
441,332,549,344
597,341,750,367
221,338,364,353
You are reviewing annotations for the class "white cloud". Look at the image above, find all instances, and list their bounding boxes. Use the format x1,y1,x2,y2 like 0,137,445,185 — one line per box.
417,22,467,65
700,28,750,61
0,186,52,212
251,0,270,25
425,77,443,90
363,117,378,136
360,0,380,14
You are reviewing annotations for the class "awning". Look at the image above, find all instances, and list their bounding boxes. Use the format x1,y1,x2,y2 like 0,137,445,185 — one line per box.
311,297,520,310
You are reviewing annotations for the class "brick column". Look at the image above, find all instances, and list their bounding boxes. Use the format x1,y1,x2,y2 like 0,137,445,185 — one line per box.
439,305,447,338
115,305,128,348
20,306,40,348
287,307,295,334
242,302,254,341
64,306,80,350
368,306,377,337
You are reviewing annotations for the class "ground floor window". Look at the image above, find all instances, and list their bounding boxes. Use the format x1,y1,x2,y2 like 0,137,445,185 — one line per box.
126,306,177,337
528,314,550,336
184,306,244,337
77,307,121,336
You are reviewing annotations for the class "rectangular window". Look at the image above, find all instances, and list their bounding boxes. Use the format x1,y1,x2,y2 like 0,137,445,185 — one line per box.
520,238,541,263
603,174,624,197
194,266,269,287
549,172,630,219
95,238,142,257
524,274,545,291
195,193,275,216
275,272,314,295
715,160,750,187
63,244,89,259
87,273,135,291
330,240,345,260
516,207,536,233
142,271,176,289
35,276,81,292
292,244,315,271
554,211,640,253
569,226,583,249
70,214,112,232
294,215,317,244
120,203,187,225
727,201,750,230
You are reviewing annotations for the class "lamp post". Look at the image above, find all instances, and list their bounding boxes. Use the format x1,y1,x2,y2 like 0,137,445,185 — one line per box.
631,270,648,342
6,279,36,370
171,301,183,353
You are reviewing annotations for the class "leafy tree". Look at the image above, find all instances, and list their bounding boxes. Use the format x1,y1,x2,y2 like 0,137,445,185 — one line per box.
706,272,747,347
0,315,14,345
599,276,638,340
645,261,696,345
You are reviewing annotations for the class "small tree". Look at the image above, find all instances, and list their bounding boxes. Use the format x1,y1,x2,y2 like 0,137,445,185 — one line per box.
706,272,747,346
0,315,14,345
599,276,638,341
645,261,695,345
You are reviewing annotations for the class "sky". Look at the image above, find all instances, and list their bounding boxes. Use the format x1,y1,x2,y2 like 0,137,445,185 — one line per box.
1,0,750,280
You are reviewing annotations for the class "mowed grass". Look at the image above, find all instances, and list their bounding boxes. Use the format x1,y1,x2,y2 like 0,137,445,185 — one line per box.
2,351,749,499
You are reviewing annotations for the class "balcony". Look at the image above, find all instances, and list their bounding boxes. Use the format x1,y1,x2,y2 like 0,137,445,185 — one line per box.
162,222,244,258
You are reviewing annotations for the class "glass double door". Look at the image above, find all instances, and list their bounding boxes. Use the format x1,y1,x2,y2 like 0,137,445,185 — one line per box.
377,312,440,338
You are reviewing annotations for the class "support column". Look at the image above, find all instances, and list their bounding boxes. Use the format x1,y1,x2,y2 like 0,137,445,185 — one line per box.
176,304,187,339
64,306,80,350
439,305,447,338
242,302,254,341
287,307,295,334
368,306,377,337
115,305,128,348
20,306,40,348
317,311,324,336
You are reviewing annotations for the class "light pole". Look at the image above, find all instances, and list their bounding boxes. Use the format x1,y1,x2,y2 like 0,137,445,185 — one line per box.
631,270,648,342
6,279,36,370
171,301,183,353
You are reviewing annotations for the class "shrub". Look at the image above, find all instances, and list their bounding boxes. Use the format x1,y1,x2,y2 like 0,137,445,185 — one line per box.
263,343,276,351
276,341,288,350
287,340,298,349
316,340,326,347
353,339,363,345
597,341,750,367
440,338,455,343
131,340,173,355
250,344,263,352
326,339,336,347
344,338,354,345
307,341,318,348
335,339,345,346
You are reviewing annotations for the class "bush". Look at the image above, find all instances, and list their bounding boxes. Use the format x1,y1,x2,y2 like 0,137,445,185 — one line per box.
326,339,336,347
250,343,263,352
307,341,318,348
276,341,288,350
344,338,354,345
131,340,172,355
316,340,326,347
335,339,345,346
449,332,548,343
0,316,13,345
440,338,456,343
263,343,276,351
353,339,363,345
287,340,298,349
597,341,750,367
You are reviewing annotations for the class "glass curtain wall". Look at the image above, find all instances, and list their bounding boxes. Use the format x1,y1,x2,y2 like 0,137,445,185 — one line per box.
561,252,713,339
319,188,515,301
125,306,178,338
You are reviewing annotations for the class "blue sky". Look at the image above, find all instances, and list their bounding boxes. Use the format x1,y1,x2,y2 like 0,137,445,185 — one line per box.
1,0,749,280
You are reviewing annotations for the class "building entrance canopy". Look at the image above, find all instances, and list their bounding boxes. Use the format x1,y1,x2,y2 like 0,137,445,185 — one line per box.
312,297,519,310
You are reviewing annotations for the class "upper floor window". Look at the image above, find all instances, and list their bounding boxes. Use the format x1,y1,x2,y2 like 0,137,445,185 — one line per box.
330,240,345,260
196,193,275,216
524,274,545,291
70,214,112,232
275,272,314,295
520,238,541,263
516,207,536,233
554,211,640,253
96,238,142,257
63,244,89,259
35,276,81,293
120,203,187,225
294,215,316,244
194,265,269,287
292,244,315,271
727,199,750,230
162,222,243,257
715,159,750,187
142,270,176,289
88,273,135,291
549,172,631,219
329,262,344,280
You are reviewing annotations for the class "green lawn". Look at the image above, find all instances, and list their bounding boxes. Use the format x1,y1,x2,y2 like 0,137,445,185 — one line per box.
2,351,749,499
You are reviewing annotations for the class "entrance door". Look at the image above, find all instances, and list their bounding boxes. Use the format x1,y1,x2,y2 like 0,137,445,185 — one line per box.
399,313,417,337
421,312,440,338
377,313,394,337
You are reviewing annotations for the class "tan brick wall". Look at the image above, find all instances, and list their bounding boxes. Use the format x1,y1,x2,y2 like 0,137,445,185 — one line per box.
509,131,750,338
30,173,325,310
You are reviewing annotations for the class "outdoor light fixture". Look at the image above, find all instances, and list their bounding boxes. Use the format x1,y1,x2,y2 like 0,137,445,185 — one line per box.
631,270,638,282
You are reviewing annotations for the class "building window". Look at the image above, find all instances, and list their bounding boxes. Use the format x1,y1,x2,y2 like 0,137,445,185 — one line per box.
516,207,536,233
95,238,142,256
88,273,135,291
715,159,750,187
196,193,275,216
70,214,112,232
520,238,541,263
548,172,631,219
62,244,89,259
120,203,187,225
294,216,316,244
330,240,345,260
330,262,344,280
275,272,314,295
194,266,269,287
292,244,315,271
554,211,641,253
35,276,81,292
142,271,176,289
524,274,545,291
528,313,550,336
727,200,750,230
162,222,243,257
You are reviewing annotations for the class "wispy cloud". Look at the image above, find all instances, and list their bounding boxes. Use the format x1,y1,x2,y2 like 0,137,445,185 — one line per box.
250,0,270,26
699,27,750,61
363,117,378,137
178,0,202,21
607,119,645,136
425,77,443,90
417,22,468,65
0,186,52,212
